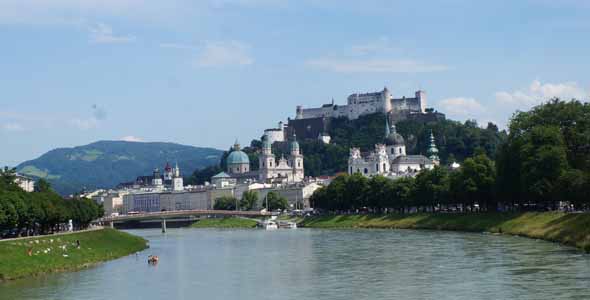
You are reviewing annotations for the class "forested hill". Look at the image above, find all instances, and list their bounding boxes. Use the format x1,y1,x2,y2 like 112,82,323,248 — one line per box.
188,114,507,183
301,114,507,176
16,141,223,195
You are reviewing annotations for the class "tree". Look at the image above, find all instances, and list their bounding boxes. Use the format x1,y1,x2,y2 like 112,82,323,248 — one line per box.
520,126,568,208
450,154,496,211
213,196,238,211
0,167,18,191
240,191,258,211
35,178,52,193
262,191,288,211
413,167,449,212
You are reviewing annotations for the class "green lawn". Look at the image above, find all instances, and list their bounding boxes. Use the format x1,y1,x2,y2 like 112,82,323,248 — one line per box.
300,212,590,252
0,229,148,281
190,217,258,229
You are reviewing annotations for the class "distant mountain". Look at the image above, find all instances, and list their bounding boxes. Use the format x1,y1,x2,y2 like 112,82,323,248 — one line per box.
16,141,223,195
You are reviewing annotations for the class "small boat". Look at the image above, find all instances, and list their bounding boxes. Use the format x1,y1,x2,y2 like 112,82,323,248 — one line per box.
278,221,297,229
258,219,278,230
148,255,159,265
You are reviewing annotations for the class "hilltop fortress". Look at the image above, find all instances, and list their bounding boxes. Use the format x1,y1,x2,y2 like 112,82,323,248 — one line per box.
273,87,445,142
296,87,426,121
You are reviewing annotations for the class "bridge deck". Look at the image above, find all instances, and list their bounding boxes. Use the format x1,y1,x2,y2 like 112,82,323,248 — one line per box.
101,210,273,222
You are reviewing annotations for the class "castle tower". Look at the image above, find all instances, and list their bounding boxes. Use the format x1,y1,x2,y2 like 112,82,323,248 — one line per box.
416,90,427,113
427,130,440,166
296,106,304,119
382,87,392,113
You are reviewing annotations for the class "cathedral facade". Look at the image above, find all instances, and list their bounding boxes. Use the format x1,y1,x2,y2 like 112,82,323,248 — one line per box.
258,134,304,183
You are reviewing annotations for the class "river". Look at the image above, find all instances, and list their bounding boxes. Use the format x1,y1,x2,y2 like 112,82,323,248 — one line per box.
1,228,589,300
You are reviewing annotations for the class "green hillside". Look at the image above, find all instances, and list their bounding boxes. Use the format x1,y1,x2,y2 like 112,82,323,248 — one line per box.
16,141,223,195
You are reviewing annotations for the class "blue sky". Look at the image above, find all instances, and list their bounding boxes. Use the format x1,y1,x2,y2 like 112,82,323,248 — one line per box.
1,0,589,167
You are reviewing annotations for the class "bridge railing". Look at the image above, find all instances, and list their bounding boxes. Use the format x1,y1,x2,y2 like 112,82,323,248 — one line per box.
98,209,275,223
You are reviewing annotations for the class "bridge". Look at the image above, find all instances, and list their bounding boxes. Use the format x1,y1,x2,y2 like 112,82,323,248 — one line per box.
99,210,275,232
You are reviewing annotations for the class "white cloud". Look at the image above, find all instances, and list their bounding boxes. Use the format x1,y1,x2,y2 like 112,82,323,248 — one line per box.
159,43,198,50
350,36,398,56
438,97,485,116
195,41,254,67
120,136,143,142
305,58,448,73
495,80,588,107
69,118,99,130
307,37,447,73
1,123,24,132
89,23,135,44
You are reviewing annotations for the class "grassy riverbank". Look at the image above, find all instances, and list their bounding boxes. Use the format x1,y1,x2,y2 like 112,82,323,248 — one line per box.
299,212,590,252
191,217,258,228
0,229,148,281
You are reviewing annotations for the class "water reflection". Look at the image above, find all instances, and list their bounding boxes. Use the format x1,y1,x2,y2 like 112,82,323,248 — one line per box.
1,228,589,300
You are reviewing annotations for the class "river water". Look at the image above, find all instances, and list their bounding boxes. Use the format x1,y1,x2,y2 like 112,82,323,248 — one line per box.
1,228,589,300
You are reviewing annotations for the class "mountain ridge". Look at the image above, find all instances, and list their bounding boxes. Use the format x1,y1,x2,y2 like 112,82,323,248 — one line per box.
16,140,223,195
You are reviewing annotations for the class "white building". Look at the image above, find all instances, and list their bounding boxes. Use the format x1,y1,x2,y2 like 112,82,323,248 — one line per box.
348,119,438,177
15,174,35,192
296,87,426,121
264,121,286,144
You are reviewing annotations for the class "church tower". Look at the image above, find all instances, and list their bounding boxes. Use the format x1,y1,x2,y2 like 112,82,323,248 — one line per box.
427,130,440,166
259,135,275,182
289,134,304,182
172,162,183,191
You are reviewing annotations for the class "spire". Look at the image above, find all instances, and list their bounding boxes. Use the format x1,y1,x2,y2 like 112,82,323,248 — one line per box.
233,139,240,151
427,130,439,163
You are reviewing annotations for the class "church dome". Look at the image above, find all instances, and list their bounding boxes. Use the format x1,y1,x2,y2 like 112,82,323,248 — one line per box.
385,126,405,146
227,142,250,165
290,134,300,152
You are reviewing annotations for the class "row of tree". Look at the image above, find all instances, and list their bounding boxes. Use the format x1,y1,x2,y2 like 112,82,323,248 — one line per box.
213,191,289,211
310,99,590,213
310,154,497,213
0,168,103,236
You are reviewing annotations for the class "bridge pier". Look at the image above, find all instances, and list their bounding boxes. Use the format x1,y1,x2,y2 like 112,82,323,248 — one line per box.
161,219,167,233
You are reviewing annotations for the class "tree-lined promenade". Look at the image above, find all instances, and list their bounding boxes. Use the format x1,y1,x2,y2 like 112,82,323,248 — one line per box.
311,99,590,213
0,168,103,238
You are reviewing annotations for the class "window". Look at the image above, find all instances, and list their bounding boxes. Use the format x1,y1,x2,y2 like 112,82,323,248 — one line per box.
391,148,394,154
364,168,368,174
383,163,387,171
350,167,353,174
376,164,379,171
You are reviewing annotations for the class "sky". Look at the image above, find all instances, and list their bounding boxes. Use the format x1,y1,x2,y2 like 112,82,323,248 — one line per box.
1,0,589,167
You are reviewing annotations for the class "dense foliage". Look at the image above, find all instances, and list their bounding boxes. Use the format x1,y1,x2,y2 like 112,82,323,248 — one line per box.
311,154,496,213
16,141,223,195
497,99,590,209
213,196,238,211
311,99,590,213
0,168,103,236
261,191,289,211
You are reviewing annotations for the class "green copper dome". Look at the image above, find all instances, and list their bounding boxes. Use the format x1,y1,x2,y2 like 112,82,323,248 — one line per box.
227,142,250,165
